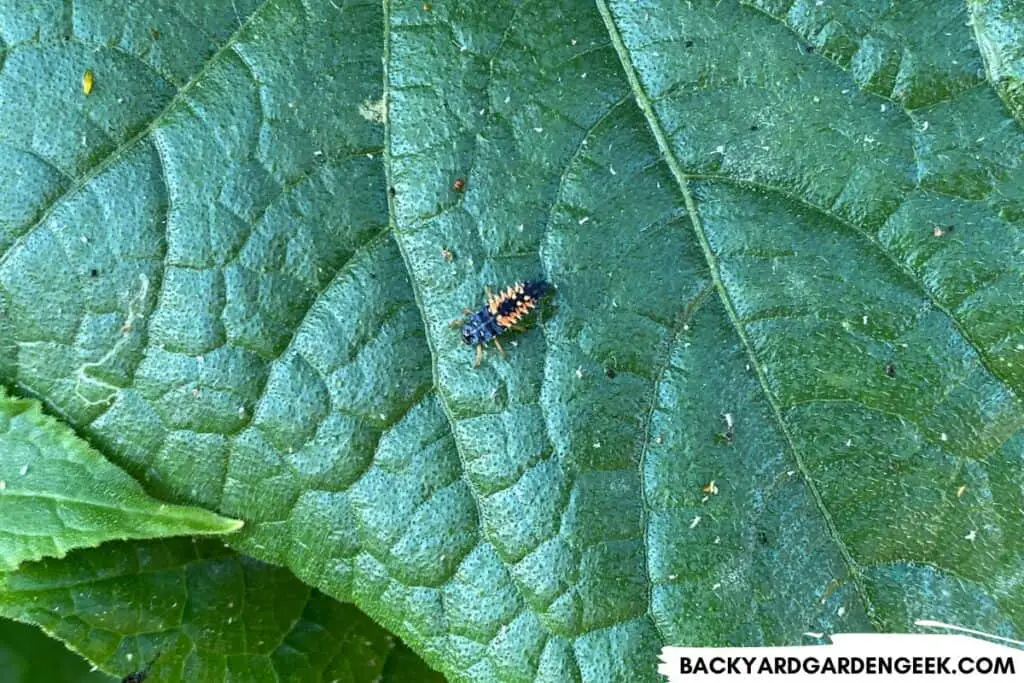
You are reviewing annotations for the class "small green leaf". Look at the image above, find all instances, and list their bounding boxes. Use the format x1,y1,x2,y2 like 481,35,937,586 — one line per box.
0,388,242,571
0,538,431,682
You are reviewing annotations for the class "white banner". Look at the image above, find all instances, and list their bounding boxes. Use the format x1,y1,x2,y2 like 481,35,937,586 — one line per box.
659,622,1023,682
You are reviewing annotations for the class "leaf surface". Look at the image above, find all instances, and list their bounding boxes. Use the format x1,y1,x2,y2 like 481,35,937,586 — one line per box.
1,0,1022,681
0,538,437,682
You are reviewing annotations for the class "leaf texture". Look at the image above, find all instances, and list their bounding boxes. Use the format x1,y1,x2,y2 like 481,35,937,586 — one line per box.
0,1,1022,680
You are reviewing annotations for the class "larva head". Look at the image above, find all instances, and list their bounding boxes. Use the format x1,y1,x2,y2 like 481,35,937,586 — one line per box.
461,310,494,346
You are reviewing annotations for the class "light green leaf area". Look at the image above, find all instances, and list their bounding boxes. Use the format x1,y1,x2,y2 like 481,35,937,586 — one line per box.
0,388,242,571
0,538,438,682
1,0,1022,681
970,0,1024,123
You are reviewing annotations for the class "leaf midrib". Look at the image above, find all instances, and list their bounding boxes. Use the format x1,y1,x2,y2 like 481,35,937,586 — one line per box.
595,0,878,622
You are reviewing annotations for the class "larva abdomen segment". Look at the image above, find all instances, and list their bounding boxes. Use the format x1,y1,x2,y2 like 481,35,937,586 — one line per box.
489,280,548,328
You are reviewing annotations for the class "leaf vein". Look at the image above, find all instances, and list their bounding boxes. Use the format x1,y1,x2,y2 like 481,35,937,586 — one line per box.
0,0,275,270
597,0,878,624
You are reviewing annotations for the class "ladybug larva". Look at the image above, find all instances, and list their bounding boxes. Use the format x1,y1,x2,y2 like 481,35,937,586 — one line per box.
454,280,550,367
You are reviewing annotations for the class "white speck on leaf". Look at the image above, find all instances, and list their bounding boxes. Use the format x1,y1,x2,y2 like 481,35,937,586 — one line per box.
19,465,27,476
358,95,387,124
578,216,590,225
689,515,702,529
965,529,977,542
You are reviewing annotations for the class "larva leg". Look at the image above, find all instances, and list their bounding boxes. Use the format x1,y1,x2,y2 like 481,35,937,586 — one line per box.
492,337,506,357
474,344,484,368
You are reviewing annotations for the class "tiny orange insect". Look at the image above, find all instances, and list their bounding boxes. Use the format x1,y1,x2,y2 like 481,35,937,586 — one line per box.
452,178,466,192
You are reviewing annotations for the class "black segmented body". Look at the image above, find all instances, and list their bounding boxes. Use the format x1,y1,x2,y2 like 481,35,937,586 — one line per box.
461,280,549,346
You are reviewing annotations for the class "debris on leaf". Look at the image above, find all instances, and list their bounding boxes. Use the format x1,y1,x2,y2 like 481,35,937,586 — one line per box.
716,412,735,444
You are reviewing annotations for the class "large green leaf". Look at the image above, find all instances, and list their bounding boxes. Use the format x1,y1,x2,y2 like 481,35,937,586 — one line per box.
0,387,242,570
1,0,1022,681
